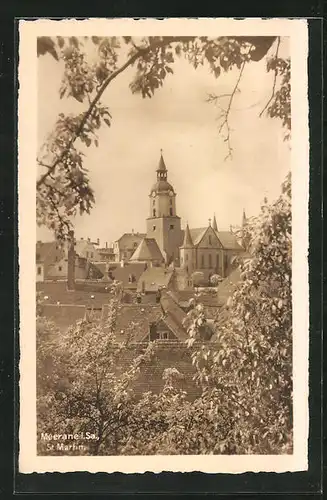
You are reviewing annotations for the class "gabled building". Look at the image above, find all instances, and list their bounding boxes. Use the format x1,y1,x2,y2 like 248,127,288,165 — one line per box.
36,241,65,281
113,232,146,262
180,217,244,281
74,237,101,261
130,237,165,267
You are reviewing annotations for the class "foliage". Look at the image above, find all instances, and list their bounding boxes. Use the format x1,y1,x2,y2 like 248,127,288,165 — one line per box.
37,298,157,455
209,273,222,286
185,174,293,454
36,35,290,239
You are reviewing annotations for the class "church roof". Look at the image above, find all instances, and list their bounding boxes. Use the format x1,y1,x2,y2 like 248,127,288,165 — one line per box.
150,180,174,194
216,231,243,250
181,224,194,248
130,238,164,263
189,227,207,246
181,227,243,250
157,153,167,172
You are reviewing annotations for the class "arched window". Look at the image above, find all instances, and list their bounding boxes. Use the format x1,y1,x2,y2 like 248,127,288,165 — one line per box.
208,254,212,267
153,199,155,206
169,208,173,216
209,235,212,245
186,253,189,262
216,253,219,269
153,209,156,217
201,254,204,268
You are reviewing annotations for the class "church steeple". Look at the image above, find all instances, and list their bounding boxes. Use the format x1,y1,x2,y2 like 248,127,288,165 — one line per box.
212,214,218,232
182,223,193,248
242,208,247,227
156,150,167,181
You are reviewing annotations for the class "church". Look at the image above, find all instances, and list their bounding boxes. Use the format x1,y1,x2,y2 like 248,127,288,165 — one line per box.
125,152,244,283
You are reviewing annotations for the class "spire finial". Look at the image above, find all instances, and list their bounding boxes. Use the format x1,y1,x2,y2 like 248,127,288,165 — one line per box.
208,218,212,227
212,213,218,232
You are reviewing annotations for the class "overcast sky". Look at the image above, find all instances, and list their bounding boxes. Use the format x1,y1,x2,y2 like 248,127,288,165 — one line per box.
37,37,290,245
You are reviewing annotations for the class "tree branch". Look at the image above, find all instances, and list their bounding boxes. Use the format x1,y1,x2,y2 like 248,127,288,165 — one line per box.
217,60,246,160
36,48,147,189
37,37,196,190
259,37,281,118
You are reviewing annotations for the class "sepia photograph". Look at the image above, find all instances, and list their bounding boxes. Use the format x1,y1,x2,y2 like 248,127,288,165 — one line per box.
18,18,309,473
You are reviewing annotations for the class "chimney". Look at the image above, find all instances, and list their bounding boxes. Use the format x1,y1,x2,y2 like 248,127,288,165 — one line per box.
67,230,75,291
97,238,100,246
132,228,134,235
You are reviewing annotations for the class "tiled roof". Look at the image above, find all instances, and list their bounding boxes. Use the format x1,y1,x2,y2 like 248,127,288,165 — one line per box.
116,233,146,250
36,281,113,308
181,227,243,250
40,304,86,330
189,227,207,246
136,267,173,292
130,238,164,263
108,262,146,288
160,292,188,341
216,231,243,250
103,304,163,343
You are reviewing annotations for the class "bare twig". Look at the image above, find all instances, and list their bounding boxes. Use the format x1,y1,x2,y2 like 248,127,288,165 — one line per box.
217,60,247,160
259,37,281,118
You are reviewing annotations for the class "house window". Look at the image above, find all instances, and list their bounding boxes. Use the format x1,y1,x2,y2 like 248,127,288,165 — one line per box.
208,254,212,267
153,209,156,217
201,254,204,268
153,225,156,231
37,266,42,275
133,242,138,247
170,224,174,230
58,266,62,271
169,208,173,216
159,331,169,340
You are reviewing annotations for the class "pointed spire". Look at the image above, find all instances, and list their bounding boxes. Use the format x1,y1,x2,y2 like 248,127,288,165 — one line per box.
212,213,218,232
156,150,167,181
242,208,247,226
157,150,167,172
182,223,194,248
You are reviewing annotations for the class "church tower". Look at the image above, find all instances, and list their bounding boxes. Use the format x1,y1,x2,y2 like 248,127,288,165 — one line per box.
146,152,183,265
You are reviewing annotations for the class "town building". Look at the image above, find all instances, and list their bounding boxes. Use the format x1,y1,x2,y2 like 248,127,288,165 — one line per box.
126,152,244,284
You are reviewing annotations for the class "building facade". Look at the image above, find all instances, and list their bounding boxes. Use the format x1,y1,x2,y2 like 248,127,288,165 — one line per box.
145,153,183,265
